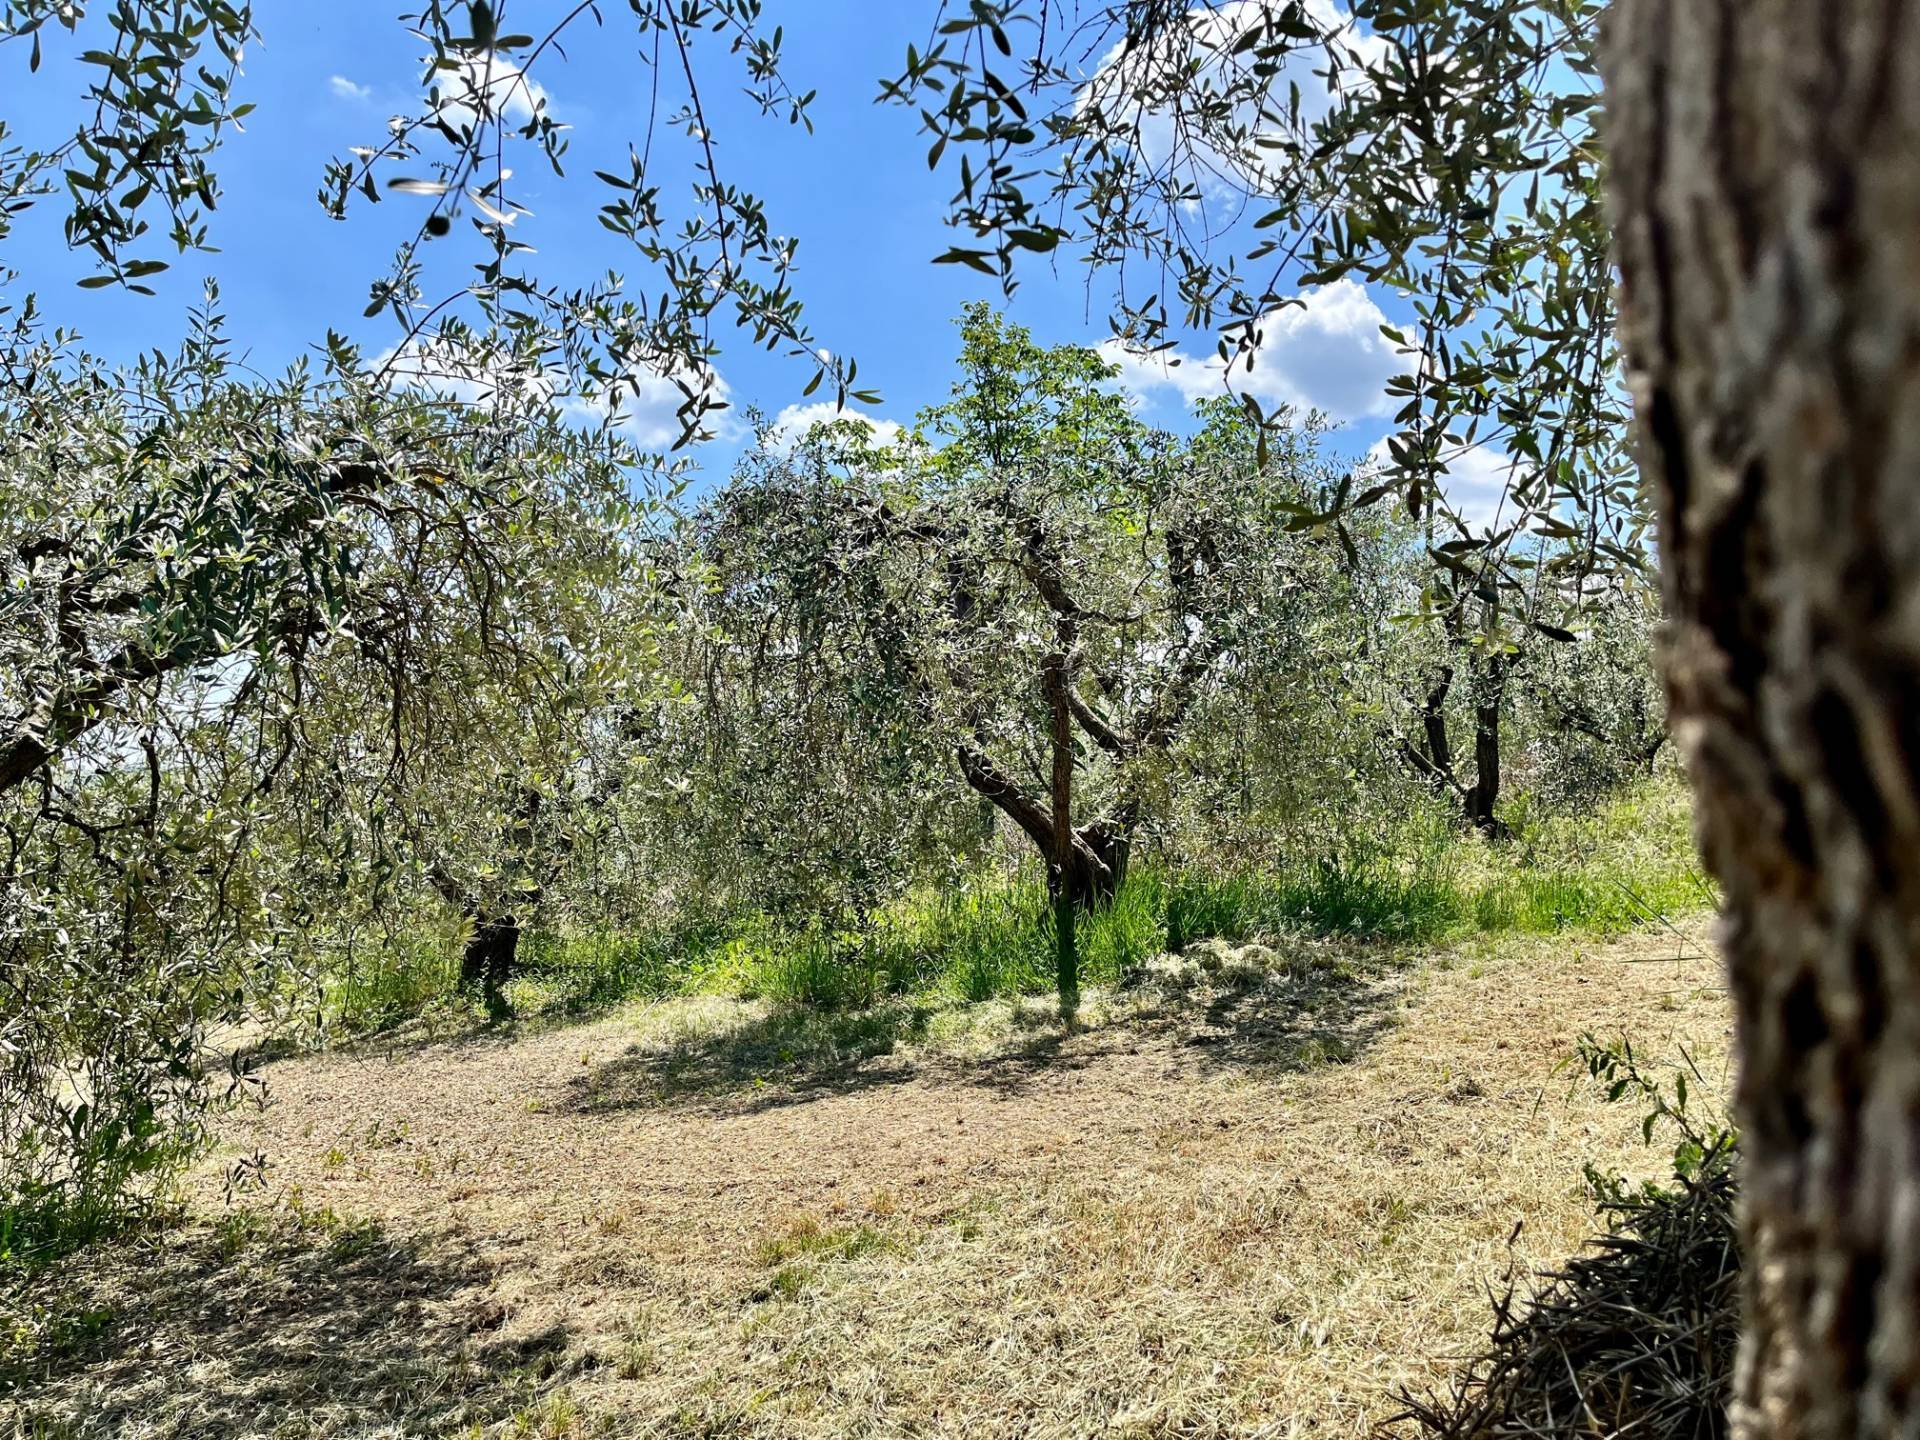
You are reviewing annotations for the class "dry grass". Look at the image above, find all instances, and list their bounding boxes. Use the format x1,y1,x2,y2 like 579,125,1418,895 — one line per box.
1,923,1728,1439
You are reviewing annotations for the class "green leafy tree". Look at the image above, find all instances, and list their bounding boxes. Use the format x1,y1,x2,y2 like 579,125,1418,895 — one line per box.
1517,578,1666,808
644,415,967,925
678,309,1341,1002
0,0,694,1235
880,1,1641,846
0,301,654,1236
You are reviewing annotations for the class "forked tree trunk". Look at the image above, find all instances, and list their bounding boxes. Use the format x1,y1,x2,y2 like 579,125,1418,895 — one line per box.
1040,811,1134,908
1403,652,1509,837
1605,4,1920,1434
955,741,1134,908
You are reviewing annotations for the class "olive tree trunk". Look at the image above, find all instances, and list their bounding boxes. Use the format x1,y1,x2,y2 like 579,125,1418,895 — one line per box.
1605,4,1920,1435
1462,652,1510,840
1418,663,1456,800
1046,645,1080,1009
459,913,520,1022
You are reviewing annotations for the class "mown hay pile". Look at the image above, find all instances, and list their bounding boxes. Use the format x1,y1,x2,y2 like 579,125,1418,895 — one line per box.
1393,1158,1739,1440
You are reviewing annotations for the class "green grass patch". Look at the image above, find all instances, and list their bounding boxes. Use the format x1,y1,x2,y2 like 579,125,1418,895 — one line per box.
320,781,1709,1030
747,1217,909,1303
1165,782,1706,951
322,933,461,1037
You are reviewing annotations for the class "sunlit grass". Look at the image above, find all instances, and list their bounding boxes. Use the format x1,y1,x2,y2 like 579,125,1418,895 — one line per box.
321,780,1709,1028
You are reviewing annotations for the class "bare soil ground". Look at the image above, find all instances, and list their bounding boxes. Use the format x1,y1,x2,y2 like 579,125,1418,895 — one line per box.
2,924,1728,1439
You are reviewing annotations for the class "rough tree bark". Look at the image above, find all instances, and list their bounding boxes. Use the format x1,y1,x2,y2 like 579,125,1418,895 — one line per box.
1401,648,1510,838
1605,4,1920,1435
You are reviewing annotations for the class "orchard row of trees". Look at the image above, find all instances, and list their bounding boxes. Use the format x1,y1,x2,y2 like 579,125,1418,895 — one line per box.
0,294,1663,1231
0,304,654,1220
637,306,1665,1003
4,0,1916,1429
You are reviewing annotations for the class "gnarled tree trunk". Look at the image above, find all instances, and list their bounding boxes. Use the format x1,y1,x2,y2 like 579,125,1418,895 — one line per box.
1054,817,1132,907
430,849,531,1024
1400,648,1511,838
1605,4,1920,1434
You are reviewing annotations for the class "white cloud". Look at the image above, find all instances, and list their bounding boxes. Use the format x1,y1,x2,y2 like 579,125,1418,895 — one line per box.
1364,437,1520,535
1434,445,1526,535
329,75,373,102
769,402,905,452
375,337,732,450
571,367,737,450
1099,278,1405,422
1078,1,1389,204
443,52,549,127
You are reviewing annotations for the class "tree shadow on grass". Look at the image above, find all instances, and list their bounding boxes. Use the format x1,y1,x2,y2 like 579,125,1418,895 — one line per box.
558,936,1414,1119
1125,938,1414,1075
0,1212,573,1438
563,995,940,1116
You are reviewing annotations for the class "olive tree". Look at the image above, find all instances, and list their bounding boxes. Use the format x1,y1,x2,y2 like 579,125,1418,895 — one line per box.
0,306,653,1234
639,416,968,925
1,0,689,1232
1517,578,1667,808
678,309,1339,1001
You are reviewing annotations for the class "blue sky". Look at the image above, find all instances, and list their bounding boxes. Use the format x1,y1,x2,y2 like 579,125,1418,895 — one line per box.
4,3,1506,509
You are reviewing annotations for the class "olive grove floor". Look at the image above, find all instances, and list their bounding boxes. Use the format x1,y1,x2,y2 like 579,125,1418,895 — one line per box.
2,923,1729,1439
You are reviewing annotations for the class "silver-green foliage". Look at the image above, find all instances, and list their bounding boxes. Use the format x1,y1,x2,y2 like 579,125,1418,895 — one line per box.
0,302,657,1245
